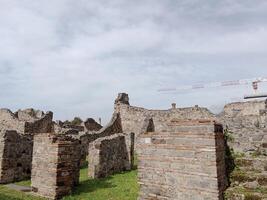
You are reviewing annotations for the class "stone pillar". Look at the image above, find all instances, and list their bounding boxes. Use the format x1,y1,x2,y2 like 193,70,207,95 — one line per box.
31,133,81,200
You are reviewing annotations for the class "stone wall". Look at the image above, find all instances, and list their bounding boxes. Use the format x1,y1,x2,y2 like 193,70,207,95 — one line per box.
219,101,267,199
0,130,33,183
78,113,123,165
138,119,226,200
0,108,53,134
218,100,267,154
0,108,53,184
31,133,81,200
0,109,25,133
24,111,53,134
88,132,135,179
114,93,215,143
83,118,102,131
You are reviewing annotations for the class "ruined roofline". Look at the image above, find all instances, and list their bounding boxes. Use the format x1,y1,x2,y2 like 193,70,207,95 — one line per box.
116,100,216,117
0,108,52,122
223,99,265,107
77,113,122,138
115,93,215,116
115,93,267,118
120,103,215,112
0,108,53,134
217,99,267,117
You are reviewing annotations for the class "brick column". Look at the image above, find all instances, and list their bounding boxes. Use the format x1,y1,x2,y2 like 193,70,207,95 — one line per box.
31,133,81,200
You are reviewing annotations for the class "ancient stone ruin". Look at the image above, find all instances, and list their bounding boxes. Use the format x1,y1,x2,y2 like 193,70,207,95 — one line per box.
0,93,266,199
114,93,267,200
114,93,215,146
0,130,33,183
31,133,81,199
0,108,53,183
138,119,226,200
88,132,134,178
0,106,135,199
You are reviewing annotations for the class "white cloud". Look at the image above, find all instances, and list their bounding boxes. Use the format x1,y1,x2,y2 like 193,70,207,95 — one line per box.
0,0,267,123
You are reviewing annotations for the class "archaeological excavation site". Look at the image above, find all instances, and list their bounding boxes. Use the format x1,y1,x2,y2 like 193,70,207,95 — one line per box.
0,93,266,200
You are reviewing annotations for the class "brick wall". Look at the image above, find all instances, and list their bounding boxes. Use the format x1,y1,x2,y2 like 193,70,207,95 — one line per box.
31,133,81,200
138,119,226,200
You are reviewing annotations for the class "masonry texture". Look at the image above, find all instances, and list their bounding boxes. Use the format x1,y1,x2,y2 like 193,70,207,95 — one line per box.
0,108,53,183
0,92,266,200
115,93,267,200
114,93,215,146
0,130,33,183
0,108,53,134
138,119,226,200
218,101,267,154
82,118,102,131
79,113,123,166
219,101,267,199
31,133,81,200
88,132,135,178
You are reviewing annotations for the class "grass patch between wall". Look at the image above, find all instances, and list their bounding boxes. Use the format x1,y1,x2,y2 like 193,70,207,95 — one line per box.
0,167,139,200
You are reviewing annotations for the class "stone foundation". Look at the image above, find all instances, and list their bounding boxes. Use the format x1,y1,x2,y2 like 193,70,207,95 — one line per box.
31,133,81,200
88,132,135,179
138,119,226,200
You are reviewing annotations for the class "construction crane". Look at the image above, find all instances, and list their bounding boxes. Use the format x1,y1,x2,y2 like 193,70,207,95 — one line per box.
158,77,267,99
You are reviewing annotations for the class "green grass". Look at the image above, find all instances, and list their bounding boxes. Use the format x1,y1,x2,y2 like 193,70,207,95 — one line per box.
0,168,139,200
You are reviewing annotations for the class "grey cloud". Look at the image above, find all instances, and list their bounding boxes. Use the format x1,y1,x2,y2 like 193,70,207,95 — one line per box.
0,0,267,122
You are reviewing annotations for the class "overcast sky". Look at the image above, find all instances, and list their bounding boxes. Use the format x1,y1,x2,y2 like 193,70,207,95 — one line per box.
1,0,267,123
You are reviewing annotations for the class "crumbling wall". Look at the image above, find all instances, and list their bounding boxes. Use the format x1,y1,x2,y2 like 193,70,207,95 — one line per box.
79,113,123,165
0,130,33,183
138,119,226,200
218,101,267,199
114,93,215,145
83,118,102,131
218,100,267,154
222,101,265,116
0,108,53,134
16,108,45,121
24,111,53,134
0,108,53,184
31,133,81,200
0,109,25,133
88,132,134,179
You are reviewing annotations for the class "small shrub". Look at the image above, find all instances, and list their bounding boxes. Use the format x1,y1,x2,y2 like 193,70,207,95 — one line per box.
224,129,235,142
71,117,83,126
